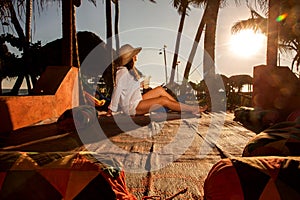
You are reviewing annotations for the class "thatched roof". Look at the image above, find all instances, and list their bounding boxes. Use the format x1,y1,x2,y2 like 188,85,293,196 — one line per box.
229,74,253,88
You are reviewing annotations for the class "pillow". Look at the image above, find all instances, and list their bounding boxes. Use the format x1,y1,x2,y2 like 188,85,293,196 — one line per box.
57,105,98,132
234,107,280,134
204,157,300,200
243,120,300,157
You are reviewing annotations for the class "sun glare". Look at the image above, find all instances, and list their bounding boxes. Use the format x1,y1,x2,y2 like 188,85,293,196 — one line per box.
230,29,265,58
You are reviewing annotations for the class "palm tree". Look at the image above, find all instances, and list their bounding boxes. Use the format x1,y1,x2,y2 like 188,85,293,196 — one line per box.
112,0,120,52
237,0,282,67
182,0,212,83
0,0,25,42
203,0,223,76
0,0,28,94
231,1,300,71
169,0,189,85
169,0,205,85
183,0,252,84
0,0,97,94
266,0,280,67
25,0,33,90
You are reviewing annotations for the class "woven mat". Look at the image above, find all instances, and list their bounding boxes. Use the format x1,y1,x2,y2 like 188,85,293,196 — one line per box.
84,112,255,199
1,112,255,199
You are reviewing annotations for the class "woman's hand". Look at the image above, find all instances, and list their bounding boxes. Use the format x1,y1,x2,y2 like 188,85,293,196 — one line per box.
106,109,113,117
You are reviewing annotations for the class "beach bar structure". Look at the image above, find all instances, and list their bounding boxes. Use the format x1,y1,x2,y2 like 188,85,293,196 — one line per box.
0,66,79,134
0,0,79,134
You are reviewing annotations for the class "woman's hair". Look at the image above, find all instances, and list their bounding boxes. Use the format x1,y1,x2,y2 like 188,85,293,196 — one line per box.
125,58,140,80
124,59,134,70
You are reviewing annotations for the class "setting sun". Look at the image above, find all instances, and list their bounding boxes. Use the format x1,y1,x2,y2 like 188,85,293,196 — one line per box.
230,29,265,58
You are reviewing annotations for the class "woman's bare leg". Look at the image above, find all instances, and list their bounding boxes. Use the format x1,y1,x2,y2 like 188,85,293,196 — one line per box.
142,86,177,102
135,96,207,115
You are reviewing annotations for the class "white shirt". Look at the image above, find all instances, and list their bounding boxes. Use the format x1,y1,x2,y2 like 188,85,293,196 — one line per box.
108,66,143,115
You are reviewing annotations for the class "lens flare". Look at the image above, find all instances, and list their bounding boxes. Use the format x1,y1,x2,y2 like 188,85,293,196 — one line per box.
276,13,288,22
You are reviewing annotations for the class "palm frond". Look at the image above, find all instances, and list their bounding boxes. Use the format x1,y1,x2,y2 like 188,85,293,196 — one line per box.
89,0,97,7
142,0,156,3
231,17,267,34
251,0,268,15
172,0,181,8
250,8,264,19
171,0,205,16
189,0,206,8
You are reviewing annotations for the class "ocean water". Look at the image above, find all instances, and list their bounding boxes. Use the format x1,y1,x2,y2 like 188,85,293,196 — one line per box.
1,89,28,95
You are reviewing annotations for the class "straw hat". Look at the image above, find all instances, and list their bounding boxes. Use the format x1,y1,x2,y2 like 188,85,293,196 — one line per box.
117,44,142,66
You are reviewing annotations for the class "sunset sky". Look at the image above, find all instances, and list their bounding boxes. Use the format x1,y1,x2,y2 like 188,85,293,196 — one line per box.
2,0,294,88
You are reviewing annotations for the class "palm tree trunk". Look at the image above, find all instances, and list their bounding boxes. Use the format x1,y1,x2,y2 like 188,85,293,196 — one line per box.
62,0,73,66
182,3,208,84
169,0,188,85
11,0,34,94
7,0,25,41
0,78,2,95
106,0,113,42
266,0,280,67
11,75,24,94
114,0,120,52
25,0,33,92
26,0,38,87
203,0,220,76
25,0,32,58
105,0,114,85
8,0,26,94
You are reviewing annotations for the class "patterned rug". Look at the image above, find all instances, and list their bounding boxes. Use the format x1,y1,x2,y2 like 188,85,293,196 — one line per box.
1,112,256,199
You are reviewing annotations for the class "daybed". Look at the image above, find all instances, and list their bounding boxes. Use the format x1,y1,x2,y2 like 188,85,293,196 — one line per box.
0,107,256,199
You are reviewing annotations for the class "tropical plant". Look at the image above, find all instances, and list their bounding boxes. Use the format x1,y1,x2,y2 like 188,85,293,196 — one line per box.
0,0,97,94
0,0,25,41
169,0,205,85
183,0,225,84
1,0,28,94
231,1,300,71
169,0,192,84
239,0,281,67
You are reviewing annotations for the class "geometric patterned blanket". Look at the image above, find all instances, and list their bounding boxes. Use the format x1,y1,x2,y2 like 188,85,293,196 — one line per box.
243,119,300,157
0,151,137,200
204,156,300,200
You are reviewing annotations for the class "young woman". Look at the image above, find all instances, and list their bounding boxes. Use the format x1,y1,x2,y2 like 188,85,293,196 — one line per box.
107,44,207,116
